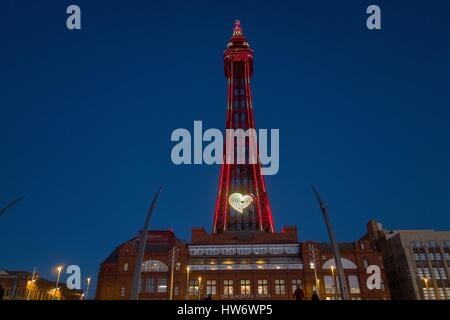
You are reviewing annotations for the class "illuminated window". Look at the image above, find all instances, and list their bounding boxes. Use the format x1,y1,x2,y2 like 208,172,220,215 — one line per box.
158,277,168,293
423,287,436,300
223,280,233,295
206,280,216,295
324,276,334,294
123,262,128,272
144,278,156,293
120,286,126,297
188,279,199,295
291,279,302,293
422,267,431,278
274,279,285,295
348,276,360,294
438,288,446,300
142,260,168,272
415,253,426,261
240,280,251,295
174,285,179,296
445,288,450,299
257,280,268,295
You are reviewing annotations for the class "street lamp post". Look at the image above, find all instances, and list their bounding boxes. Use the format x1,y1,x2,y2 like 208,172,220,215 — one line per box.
423,278,429,300
331,265,336,300
186,267,190,300
309,246,320,296
198,276,202,300
27,267,38,300
54,266,63,300
169,247,180,300
310,262,319,295
85,277,91,300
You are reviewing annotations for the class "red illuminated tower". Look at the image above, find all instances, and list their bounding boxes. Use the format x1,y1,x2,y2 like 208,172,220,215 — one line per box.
213,21,275,234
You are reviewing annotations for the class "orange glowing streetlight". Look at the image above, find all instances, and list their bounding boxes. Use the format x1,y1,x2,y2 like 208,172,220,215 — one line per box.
85,277,91,300
54,265,63,300
185,267,190,300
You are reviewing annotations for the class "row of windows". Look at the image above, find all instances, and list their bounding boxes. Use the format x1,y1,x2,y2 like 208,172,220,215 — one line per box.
415,252,450,261
417,267,448,280
187,263,303,271
1,288,25,298
323,275,364,294
187,276,369,296
411,240,450,249
138,277,168,293
188,245,300,256
123,260,181,273
422,287,450,300
2,288,54,300
120,277,169,296
188,279,302,296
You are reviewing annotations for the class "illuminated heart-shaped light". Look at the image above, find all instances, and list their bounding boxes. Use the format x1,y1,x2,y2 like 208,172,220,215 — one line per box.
229,193,253,213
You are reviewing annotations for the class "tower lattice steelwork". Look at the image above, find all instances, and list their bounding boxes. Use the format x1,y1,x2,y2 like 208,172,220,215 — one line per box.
213,21,275,234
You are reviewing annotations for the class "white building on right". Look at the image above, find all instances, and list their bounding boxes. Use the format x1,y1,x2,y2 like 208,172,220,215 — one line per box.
364,220,450,300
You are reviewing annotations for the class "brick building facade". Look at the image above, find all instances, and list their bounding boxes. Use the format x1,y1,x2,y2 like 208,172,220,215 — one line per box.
95,226,390,300
0,269,83,300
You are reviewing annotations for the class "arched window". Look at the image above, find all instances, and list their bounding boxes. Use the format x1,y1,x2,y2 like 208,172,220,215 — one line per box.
322,258,357,270
141,260,168,272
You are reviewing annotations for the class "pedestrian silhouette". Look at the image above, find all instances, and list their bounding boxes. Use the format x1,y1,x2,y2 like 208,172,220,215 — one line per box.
293,285,304,300
312,290,320,301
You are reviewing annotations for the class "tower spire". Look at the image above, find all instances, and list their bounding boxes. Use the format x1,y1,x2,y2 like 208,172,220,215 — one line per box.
227,19,250,49
233,19,243,36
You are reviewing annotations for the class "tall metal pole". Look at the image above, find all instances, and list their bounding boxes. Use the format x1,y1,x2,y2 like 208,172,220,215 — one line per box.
169,246,179,300
311,185,350,300
85,277,91,300
130,188,162,300
169,249,175,300
185,267,190,300
54,266,62,300
27,267,37,300
309,247,320,294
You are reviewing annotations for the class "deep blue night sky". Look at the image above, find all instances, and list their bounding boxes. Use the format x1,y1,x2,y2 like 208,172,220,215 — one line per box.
1,0,450,293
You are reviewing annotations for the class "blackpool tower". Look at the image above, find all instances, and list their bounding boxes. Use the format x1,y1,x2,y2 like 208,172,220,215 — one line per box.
213,21,275,234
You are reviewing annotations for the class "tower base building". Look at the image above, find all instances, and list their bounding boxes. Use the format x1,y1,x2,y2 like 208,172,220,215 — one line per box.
95,226,390,300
